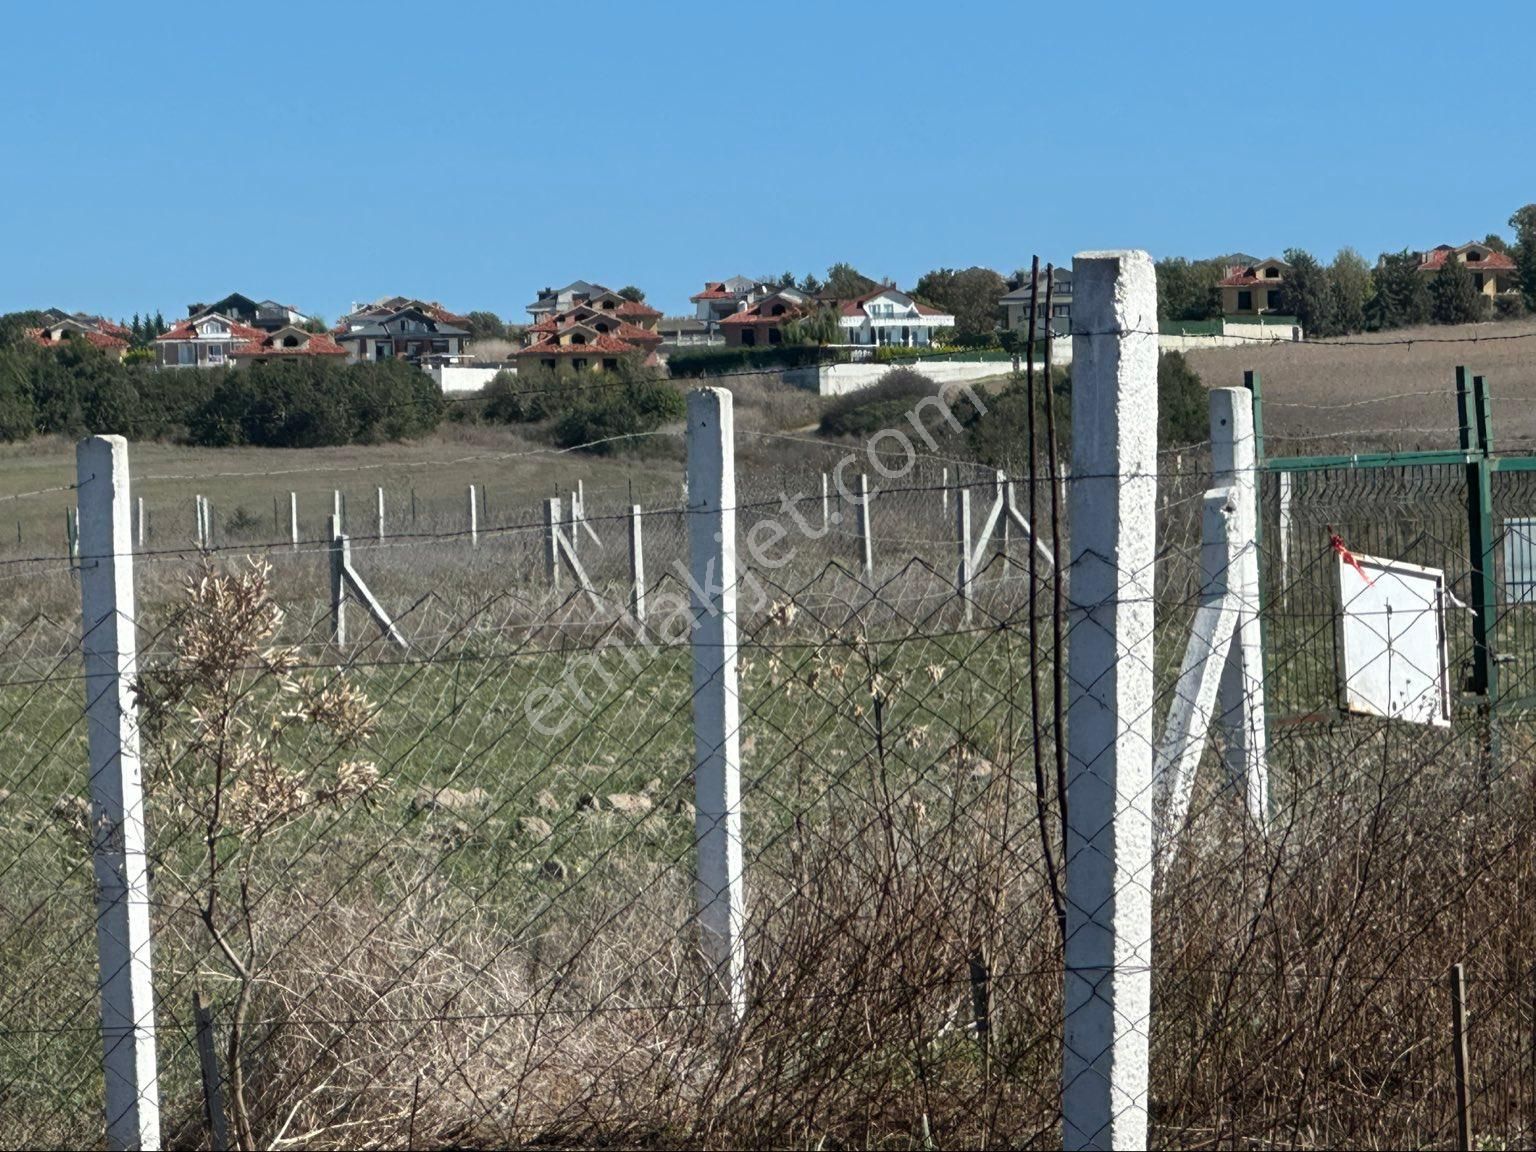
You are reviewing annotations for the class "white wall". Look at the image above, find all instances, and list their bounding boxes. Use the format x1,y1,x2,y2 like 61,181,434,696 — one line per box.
428,365,506,394
784,358,1037,396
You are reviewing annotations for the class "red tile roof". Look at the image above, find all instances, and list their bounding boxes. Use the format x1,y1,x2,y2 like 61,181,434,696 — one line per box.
690,283,732,301
231,331,347,358
1218,262,1289,287
157,317,267,343
1417,244,1516,273
527,308,662,346
516,330,647,357
27,327,128,351
615,299,661,319
834,289,949,318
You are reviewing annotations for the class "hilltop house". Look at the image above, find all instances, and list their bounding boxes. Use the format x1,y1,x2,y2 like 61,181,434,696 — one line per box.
27,314,130,359
525,280,604,320
229,326,348,366
718,288,813,347
515,292,663,371
1415,243,1520,299
334,304,471,364
1218,259,1290,316
155,313,266,367
836,287,953,347
691,276,775,321
1000,269,1075,337
186,293,311,332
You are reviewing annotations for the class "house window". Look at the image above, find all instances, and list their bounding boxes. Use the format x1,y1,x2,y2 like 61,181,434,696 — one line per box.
741,329,756,347
1467,250,1483,261
1237,290,1253,311
771,304,786,316
178,344,194,365
603,358,618,371
207,345,225,365
1266,290,1281,310
1474,272,1485,290
1264,267,1280,278
572,358,588,371
768,328,782,344
571,333,587,345
282,335,300,348
1053,304,1070,317
543,358,557,370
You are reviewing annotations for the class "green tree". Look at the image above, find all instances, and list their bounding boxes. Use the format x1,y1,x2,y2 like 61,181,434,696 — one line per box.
0,311,51,348
1483,233,1509,254
465,310,507,341
782,305,842,346
1508,204,1536,311
1429,251,1484,325
824,263,879,299
798,273,825,295
1155,257,1224,321
1328,247,1372,334
913,266,1006,341
152,311,166,335
301,314,328,334
1279,248,1336,337
1366,249,1431,329
617,285,646,302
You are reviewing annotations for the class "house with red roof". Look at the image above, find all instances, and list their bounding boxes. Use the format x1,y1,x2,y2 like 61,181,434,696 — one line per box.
155,313,267,368
515,320,660,372
28,315,130,360
230,326,348,366
334,304,471,364
718,288,813,347
1415,243,1519,299
835,287,954,348
1218,258,1290,317
691,277,776,326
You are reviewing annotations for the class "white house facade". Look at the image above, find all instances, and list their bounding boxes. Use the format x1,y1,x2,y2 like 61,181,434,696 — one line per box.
837,288,953,347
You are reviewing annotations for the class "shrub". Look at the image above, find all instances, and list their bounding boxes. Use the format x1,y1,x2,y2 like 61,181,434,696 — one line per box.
1495,294,1527,320
549,362,685,454
818,368,941,438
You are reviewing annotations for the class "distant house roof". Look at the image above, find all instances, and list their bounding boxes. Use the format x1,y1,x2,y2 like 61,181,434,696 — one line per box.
661,315,710,333
27,316,129,352
526,280,606,310
516,328,648,357
719,291,809,326
157,315,267,343
231,328,347,359
1001,274,1073,303
1217,260,1291,288
691,276,766,302
835,288,949,318
1417,243,1517,273
341,298,469,329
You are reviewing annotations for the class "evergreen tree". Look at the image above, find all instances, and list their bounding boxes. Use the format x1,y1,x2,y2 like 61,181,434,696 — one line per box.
1365,250,1431,330
1279,248,1336,337
1430,251,1483,324
130,314,142,344
153,311,166,336
1328,248,1371,335
1509,204,1536,312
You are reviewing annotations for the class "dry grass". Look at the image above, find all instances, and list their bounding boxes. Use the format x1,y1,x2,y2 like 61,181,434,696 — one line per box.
1184,318,1536,454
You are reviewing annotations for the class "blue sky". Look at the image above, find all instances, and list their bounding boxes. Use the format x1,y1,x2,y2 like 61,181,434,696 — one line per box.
4,1,1535,324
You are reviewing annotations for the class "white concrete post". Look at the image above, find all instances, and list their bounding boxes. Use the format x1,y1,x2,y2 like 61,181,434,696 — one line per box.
67,506,80,564
1209,387,1268,828
956,486,973,621
821,472,830,531
376,485,385,541
941,467,949,518
193,495,204,548
467,485,478,548
289,492,298,551
629,504,646,624
135,496,144,551
1061,250,1158,1152
996,470,1010,567
856,473,873,582
332,489,342,533
329,515,347,648
544,497,561,589
76,436,161,1150
1277,470,1292,595
569,489,580,560
685,387,747,1021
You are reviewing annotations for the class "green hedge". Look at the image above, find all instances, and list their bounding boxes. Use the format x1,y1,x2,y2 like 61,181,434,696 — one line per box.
665,344,844,377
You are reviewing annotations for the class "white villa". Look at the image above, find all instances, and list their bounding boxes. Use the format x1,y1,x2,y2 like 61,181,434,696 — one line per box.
836,287,953,347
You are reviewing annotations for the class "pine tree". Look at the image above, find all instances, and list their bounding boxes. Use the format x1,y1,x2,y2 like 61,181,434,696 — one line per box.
1510,205,1536,312
1366,250,1431,330
153,311,166,336
130,314,142,344
1279,248,1336,337
1430,251,1483,325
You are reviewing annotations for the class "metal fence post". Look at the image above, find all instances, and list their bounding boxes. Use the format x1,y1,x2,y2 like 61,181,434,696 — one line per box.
686,387,747,1022
1061,251,1158,1151
77,435,161,1150
1458,367,1496,699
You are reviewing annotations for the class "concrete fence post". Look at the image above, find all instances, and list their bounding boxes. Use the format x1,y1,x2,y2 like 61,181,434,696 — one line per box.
329,515,347,648
289,492,298,551
956,486,973,621
941,466,949,518
376,486,385,541
467,485,478,548
856,473,873,582
76,435,161,1150
569,489,580,561
821,472,830,531
686,387,747,1022
544,497,561,590
1209,387,1268,828
629,504,646,624
995,469,1010,568
135,496,144,552
1061,250,1158,1151
332,489,341,533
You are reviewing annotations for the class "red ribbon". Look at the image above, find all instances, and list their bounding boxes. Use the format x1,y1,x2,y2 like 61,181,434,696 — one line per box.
1329,527,1373,586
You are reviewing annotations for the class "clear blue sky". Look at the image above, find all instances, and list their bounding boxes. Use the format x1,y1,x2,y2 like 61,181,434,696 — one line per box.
5,1,1535,324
